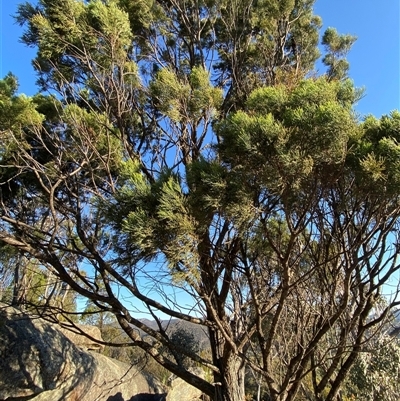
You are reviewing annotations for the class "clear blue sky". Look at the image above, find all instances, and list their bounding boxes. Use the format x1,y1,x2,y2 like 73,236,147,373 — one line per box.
1,0,399,117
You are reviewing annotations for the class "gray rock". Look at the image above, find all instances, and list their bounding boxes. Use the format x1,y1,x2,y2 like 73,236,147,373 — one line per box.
166,369,204,401
0,304,166,401
58,323,105,351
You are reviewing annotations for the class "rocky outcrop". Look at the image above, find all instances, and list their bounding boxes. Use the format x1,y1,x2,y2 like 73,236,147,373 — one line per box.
0,303,166,401
58,323,105,351
166,369,204,401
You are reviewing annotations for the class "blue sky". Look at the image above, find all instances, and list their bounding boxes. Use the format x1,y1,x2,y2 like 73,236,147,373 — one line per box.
1,0,399,117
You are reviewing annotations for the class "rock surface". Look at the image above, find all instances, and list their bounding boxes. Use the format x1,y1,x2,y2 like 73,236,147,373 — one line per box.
166,369,204,401
58,323,105,351
0,303,166,401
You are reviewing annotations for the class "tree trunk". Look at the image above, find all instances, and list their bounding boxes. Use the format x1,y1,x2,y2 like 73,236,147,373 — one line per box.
214,354,246,401
11,254,25,307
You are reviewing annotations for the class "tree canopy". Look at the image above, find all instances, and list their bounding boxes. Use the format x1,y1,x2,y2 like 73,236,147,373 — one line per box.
1,1,400,400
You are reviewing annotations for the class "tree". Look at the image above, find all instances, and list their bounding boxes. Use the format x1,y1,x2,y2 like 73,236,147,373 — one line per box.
344,333,400,401
167,325,201,370
1,1,400,400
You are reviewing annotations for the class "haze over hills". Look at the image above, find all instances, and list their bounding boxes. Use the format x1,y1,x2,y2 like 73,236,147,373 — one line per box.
136,318,210,350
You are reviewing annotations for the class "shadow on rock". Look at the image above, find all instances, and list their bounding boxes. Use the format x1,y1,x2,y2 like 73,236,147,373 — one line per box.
0,303,165,401
107,392,167,401
0,304,96,400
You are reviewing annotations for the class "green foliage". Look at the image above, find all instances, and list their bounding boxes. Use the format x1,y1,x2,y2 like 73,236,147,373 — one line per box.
186,158,228,217
2,1,400,400
19,0,138,93
345,336,400,401
62,104,123,171
116,166,201,282
150,66,223,122
348,111,400,196
217,77,359,195
80,301,116,328
213,0,321,101
166,326,200,369
322,27,357,80
0,257,46,308
29,0,87,59
150,68,191,122
0,73,43,135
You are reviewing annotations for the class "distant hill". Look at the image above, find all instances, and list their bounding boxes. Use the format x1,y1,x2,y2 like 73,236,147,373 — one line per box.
136,318,210,350
103,317,210,351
